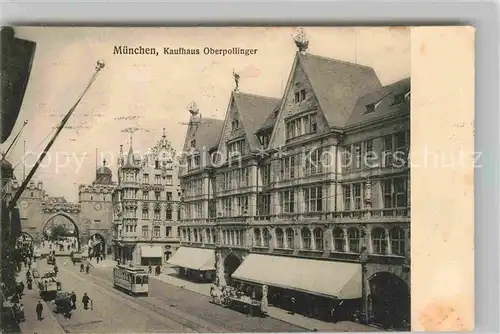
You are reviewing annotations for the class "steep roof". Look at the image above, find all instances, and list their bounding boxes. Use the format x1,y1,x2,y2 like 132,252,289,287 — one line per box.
122,145,139,169
232,92,281,150
298,52,383,128
187,117,224,151
346,77,410,128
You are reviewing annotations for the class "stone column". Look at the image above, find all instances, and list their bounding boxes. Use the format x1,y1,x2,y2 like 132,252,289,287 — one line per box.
363,226,373,253
364,179,372,218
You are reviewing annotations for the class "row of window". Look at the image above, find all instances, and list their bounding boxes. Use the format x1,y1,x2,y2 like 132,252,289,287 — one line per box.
120,190,174,201
285,112,317,140
120,207,181,221
343,131,409,171
121,225,174,237
181,227,218,244
216,168,250,191
122,172,174,185
253,226,407,256
184,179,203,197
227,139,247,158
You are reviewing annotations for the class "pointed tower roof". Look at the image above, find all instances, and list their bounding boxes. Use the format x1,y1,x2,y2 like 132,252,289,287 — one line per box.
122,134,140,169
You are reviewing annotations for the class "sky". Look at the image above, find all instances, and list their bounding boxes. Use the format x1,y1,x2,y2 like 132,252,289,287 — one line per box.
1,27,410,202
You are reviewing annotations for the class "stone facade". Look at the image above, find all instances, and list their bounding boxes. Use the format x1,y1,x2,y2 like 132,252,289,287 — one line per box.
112,130,181,266
177,49,411,329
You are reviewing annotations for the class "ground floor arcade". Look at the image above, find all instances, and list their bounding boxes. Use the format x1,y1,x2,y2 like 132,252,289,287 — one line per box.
167,246,410,331
113,241,178,267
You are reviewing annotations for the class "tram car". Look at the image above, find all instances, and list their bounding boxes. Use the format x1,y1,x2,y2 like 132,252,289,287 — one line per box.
37,272,61,300
113,265,149,296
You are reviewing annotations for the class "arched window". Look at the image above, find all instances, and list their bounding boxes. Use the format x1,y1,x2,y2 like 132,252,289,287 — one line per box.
313,228,324,250
187,228,191,242
347,227,360,253
230,230,235,245
262,228,270,247
372,227,387,254
254,228,261,247
333,227,345,252
212,228,217,243
194,229,198,242
390,227,406,256
275,228,284,248
301,228,312,250
223,231,228,245
206,228,211,244
199,228,203,243
182,228,187,241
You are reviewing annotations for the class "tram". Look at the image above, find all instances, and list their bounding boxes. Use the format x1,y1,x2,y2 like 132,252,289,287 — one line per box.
113,265,149,296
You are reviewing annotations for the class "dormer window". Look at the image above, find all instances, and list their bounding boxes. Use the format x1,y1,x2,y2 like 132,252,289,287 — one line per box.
392,92,408,106
294,89,306,103
365,104,376,114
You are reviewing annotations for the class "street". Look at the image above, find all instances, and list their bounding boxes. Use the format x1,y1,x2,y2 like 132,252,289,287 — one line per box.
38,258,305,333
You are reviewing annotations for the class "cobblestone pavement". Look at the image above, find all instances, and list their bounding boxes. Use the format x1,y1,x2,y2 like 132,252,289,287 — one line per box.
84,264,307,332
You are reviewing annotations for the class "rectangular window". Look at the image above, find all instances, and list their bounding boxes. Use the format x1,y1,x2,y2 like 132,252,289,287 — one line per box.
258,194,271,216
343,185,351,210
382,178,408,208
237,196,249,215
142,209,149,220
280,190,295,213
142,191,149,201
166,192,172,201
294,89,306,103
383,135,393,167
353,183,362,210
305,148,323,175
165,226,172,237
165,207,172,220
363,140,374,168
224,198,232,217
153,226,160,237
166,175,173,185
304,186,323,212
142,174,149,184
261,164,271,186
142,226,149,237
155,175,161,185
280,156,295,180
154,210,161,220
155,192,161,201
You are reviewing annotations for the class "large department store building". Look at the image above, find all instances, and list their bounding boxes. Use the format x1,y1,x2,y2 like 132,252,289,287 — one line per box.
170,42,411,330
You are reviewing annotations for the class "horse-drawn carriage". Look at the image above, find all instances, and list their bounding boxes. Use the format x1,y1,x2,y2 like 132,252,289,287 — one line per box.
37,272,61,300
53,292,72,318
47,254,56,265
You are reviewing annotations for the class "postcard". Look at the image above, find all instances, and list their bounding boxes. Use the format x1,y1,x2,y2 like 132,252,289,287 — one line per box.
0,26,474,332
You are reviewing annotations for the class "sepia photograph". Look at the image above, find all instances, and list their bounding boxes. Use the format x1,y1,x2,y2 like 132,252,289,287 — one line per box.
1,25,468,333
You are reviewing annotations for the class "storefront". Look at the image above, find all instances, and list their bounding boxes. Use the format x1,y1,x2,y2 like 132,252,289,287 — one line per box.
140,245,163,266
231,254,363,322
167,247,216,282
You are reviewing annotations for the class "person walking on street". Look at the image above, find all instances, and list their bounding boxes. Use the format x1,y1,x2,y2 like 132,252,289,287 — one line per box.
85,264,90,274
82,293,90,310
80,263,84,272
70,292,77,309
54,265,58,275
36,301,43,321
148,265,152,274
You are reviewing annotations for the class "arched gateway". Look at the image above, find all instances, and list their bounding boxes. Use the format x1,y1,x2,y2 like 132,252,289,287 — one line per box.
368,272,410,330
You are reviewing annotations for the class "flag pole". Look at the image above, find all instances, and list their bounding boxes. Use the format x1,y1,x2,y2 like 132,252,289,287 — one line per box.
7,60,106,212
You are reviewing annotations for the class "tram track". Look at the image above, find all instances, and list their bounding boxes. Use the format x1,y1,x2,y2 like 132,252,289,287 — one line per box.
59,266,228,333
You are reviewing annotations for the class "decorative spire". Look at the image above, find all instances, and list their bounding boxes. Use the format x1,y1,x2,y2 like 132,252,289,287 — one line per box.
232,69,240,92
188,101,199,116
293,27,309,53
162,127,166,139
119,144,123,155
102,158,107,166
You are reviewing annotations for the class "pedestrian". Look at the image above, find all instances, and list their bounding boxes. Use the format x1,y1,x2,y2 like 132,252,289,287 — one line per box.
36,300,43,321
54,265,58,275
82,293,90,310
148,265,152,274
70,291,77,309
80,263,84,272
85,264,90,274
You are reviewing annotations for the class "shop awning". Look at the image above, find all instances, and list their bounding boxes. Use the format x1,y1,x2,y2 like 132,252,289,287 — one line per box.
232,254,362,299
167,247,215,271
140,245,163,258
